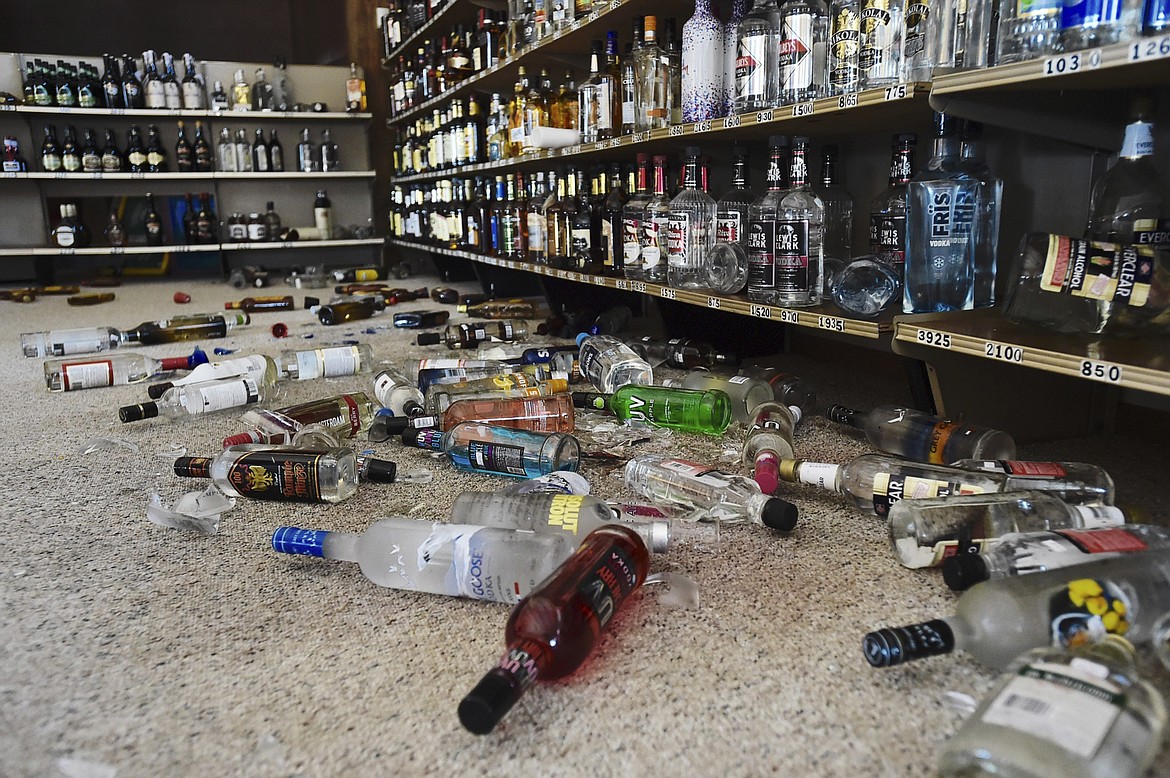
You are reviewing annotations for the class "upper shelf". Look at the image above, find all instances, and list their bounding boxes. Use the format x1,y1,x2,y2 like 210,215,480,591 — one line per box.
6,170,376,181
381,0,484,69
0,105,372,121
389,238,892,339
392,83,930,183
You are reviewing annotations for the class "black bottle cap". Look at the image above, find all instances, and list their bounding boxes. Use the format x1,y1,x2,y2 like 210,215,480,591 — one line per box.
416,332,441,346
760,497,798,532
118,402,158,423
401,428,425,447
146,381,174,400
458,669,524,735
303,295,320,309
360,457,398,483
172,456,212,478
368,415,413,442
571,391,608,410
941,554,991,592
862,620,955,668
824,404,863,428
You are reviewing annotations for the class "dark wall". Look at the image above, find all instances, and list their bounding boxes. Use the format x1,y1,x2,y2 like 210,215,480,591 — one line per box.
0,0,346,65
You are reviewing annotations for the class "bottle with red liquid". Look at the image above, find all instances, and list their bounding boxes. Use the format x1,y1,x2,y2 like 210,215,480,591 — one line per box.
458,524,650,734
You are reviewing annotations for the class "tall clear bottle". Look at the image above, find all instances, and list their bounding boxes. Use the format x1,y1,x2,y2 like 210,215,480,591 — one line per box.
959,121,1003,308
667,146,717,290
118,375,266,423
682,0,725,121
858,0,903,88
904,111,980,313
640,154,670,283
44,348,206,392
622,153,651,279
223,393,379,446
826,402,1016,463
575,333,653,392
869,132,917,276
1087,98,1169,248
734,0,781,111
774,136,824,306
778,0,829,104
747,136,790,303
827,0,862,95
817,144,855,271
634,16,670,130
723,0,748,114
278,344,375,381
717,145,755,249
403,422,580,478
997,0,1063,63
902,0,933,78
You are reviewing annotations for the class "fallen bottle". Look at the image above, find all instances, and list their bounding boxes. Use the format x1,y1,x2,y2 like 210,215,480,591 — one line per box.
403,422,580,479
175,444,358,503
44,346,207,392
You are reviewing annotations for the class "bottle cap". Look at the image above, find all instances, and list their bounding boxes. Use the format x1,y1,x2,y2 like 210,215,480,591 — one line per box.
546,378,569,393
575,332,590,347
119,402,159,422
753,451,781,495
359,457,398,483
941,554,990,591
417,332,442,346
760,496,798,532
271,322,289,338
824,404,863,428
172,456,212,478
1072,505,1126,528
303,296,320,309
271,526,328,558
571,391,608,410
368,414,414,442
458,669,524,735
146,382,174,400
862,620,955,668
222,431,261,447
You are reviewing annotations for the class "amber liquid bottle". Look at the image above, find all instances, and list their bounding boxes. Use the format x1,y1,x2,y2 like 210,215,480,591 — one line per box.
225,295,295,312
459,525,650,734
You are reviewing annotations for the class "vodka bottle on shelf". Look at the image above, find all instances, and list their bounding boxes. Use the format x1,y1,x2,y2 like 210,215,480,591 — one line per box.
681,0,725,121
459,526,651,734
959,121,1003,309
222,393,380,447
667,145,717,290
778,0,828,103
403,422,581,478
826,403,1017,463
634,16,671,131
817,144,855,270
942,524,1170,592
747,136,790,304
996,0,1062,63
44,347,207,392
734,0,780,112
869,132,917,275
717,145,755,251
777,453,1116,516
722,0,748,114
863,548,1170,670
622,153,651,280
827,0,861,95
641,154,671,283
624,453,799,529
858,0,902,88
772,136,824,306
176,445,358,503
575,333,653,392
888,489,1127,569
147,353,280,399
901,0,934,79
1087,99,1169,249
572,384,732,435
119,375,267,423
830,255,903,316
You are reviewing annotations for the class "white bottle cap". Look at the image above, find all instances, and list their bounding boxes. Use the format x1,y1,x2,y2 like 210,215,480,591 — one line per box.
788,405,803,425
1072,505,1126,528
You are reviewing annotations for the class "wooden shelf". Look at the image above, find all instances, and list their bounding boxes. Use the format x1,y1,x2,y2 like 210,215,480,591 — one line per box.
0,238,382,256
6,171,376,182
0,105,372,121
892,309,1170,397
220,238,383,251
389,238,892,339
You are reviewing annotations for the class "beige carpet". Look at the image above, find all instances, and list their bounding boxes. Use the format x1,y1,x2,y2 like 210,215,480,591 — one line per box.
1,276,1167,777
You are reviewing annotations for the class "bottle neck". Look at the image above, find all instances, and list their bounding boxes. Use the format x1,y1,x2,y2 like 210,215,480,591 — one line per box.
1120,119,1154,159
636,163,648,193
862,619,956,667
820,155,838,187
890,147,915,184
932,136,960,162
652,163,666,195
681,158,698,190
732,157,748,189
766,151,785,192
789,148,808,189
825,404,865,430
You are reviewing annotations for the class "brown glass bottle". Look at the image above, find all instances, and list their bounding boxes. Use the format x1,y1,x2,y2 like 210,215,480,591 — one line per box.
315,296,386,325
225,295,294,312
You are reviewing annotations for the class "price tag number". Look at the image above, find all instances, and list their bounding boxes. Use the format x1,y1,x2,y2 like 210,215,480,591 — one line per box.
884,84,907,101
984,342,1023,363
1043,49,1101,76
778,309,799,324
1130,35,1170,62
755,109,774,123
915,328,952,348
791,102,814,117
660,286,677,300
818,315,845,332
631,281,647,293
750,304,772,319
837,92,859,109
669,125,684,137
615,279,629,290
723,114,740,129
691,120,711,134
707,296,721,309
1080,360,1122,384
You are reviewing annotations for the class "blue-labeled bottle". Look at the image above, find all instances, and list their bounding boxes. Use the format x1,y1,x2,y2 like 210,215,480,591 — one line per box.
904,112,980,314
402,421,580,478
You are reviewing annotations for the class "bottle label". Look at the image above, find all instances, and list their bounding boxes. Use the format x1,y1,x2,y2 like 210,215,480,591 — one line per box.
527,213,545,252
859,0,896,74
297,346,362,380
1057,528,1149,555
998,460,1068,477
228,223,248,240
981,661,1124,759
871,473,989,516
466,440,527,476
779,12,817,92
641,219,665,268
658,458,732,489
545,494,587,535
571,227,591,254
775,220,811,294
246,223,268,241
1039,235,1153,308
55,228,75,248
716,212,741,244
188,378,260,415
736,33,770,101
128,151,146,167
182,82,203,107
423,524,522,604
43,154,62,171
747,219,777,289
666,213,689,267
872,214,906,268
1061,0,1123,31
903,3,930,56
1119,121,1155,158
577,543,639,631
596,82,613,131
61,359,115,390
829,9,861,90
147,151,165,167
225,450,324,502
623,217,642,263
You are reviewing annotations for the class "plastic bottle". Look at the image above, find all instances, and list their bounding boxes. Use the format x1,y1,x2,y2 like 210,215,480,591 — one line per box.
278,344,375,380
402,422,580,478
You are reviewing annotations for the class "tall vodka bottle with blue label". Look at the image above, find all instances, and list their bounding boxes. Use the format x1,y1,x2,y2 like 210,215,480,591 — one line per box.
904,112,980,313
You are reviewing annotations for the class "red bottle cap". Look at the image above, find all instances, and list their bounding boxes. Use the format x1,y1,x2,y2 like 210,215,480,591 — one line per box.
271,322,289,338
173,291,191,304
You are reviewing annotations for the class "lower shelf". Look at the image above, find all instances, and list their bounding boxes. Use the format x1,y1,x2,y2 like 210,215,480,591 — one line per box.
0,238,384,257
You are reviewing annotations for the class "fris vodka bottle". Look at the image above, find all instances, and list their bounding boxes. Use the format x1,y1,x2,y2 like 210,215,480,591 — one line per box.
774,136,824,307
863,547,1170,670
272,517,580,601
119,375,266,423
943,524,1170,591
373,366,427,416
826,403,1017,463
222,393,379,447
888,489,1126,569
681,0,725,121
777,453,1115,516
277,344,375,380
667,146,717,290
147,353,280,399
827,0,861,95
176,445,358,503
778,0,829,103
938,636,1166,778
459,525,650,734
858,0,903,87
403,422,580,478
904,112,980,314
44,347,206,392
624,453,799,529
747,136,790,304
734,0,780,111
742,401,800,493
575,333,653,392
572,384,733,435
959,121,1003,308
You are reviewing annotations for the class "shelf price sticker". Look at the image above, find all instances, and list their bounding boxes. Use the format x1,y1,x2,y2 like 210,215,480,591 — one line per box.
723,114,741,129
1080,359,1123,384
778,309,800,324
817,315,845,332
0,104,14,111
837,92,859,109
660,286,677,300
669,125,684,137
631,281,648,293
110,246,125,254
791,101,814,117
984,341,1023,363
691,120,712,134
707,296,721,309
1042,48,1101,76
1130,34,1170,62
883,84,908,101
755,109,774,123
615,279,629,290
750,304,773,319
915,328,952,349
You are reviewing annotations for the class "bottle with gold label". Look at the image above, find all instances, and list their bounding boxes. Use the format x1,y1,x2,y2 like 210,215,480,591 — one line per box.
825,403,1016,464
225,295,294,312
174,444,359,503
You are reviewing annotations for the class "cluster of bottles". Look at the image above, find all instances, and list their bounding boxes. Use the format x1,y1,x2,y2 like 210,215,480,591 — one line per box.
49,191,218,250
223,190,333,243
385,25,486,118
36,121,212,174
22,52,206,111
205,64,296,113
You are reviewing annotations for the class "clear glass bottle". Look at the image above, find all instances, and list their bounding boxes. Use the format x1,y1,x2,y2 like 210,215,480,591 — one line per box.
959,121,1003,309
774,136,824,306
904,112,980,314
231,68,251,110
858,0,903,87
742,401,800,493
717,145,755,250
621,25,641,135
372,365,427,416
667,369,775,423
747,136,788,303
428,393,577,433
146,353,279,399
1087,98,1169,248
889,489,1126,569
624,453,799,529
682,0,726,121
778,0,829,104
641,154,671,283
869,132,917,276
667,146,717,290
573,384,732,435
424,375,568,415
722,0,748,114
736,365,819,414
826,402,1016,463
223,393,379,446
404,422,580,478
830,255,903,315
622,153,651,279
817,144,855,268
735,0,780,111
273,344,374,381
634,16,670,131
44,348,205,392
827,0,861,95
176,445,357,503
997,0,1063,63
575,333,654,392
778,453,1114,517
119,375,266,423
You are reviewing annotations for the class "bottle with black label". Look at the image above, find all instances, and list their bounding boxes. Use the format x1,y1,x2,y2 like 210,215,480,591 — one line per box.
194,193,216,244
774,136,824,307
143,192,164,246
223,392,379,446
252,128,269,172
869,133,916,275
314,189,332,237
100,54,123,109
403,422,580,479
747,136,788,303
175,445,358,503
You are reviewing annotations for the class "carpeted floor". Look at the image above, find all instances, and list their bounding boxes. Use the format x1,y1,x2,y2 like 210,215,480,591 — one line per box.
1,276,1167,777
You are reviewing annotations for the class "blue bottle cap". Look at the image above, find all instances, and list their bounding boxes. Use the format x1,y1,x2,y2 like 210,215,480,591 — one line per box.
575,332,589,347
272,526,328,557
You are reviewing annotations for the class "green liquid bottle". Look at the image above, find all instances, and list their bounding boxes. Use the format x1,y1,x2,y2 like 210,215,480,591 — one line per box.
572,385,732,435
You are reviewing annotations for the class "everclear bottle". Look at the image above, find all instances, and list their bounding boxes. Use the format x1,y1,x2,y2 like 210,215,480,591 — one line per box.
777,453,1115,517
943,524,1170,592
1087,99,1169,249
869,132,917,276
960,121,1003,308
778,0,829,103
888,489,1126,569
176,445,357,503
575,333,653,392
774,136,824,306
118,376,266,423
622,153,651,279
624,453,799,530
828,0,861,94
572,384,733,435
403,422,580,478
273,518,581,602
278,344,375,380
997,0,1063,63
858,0,902,87
827,403,1016,463
640,154,670,283
44,348,206,392
747,136,790,304
734,0,780,111
667,146,717,290
742,401,800,493
904,112,979,314
222,393,379,447
862,549,1170,669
